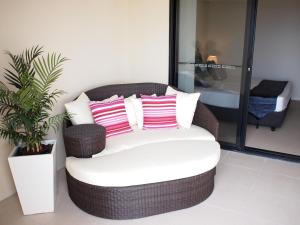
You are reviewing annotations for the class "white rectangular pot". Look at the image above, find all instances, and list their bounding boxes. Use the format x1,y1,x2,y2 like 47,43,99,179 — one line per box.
8,140,56,215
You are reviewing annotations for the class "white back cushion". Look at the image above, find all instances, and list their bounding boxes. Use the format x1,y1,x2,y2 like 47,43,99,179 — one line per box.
166,86,200,129
124,95,140,128
65,93,94,125
125,94,157,129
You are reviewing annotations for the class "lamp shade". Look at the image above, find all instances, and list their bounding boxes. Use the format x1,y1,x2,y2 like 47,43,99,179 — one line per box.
207,55,218,64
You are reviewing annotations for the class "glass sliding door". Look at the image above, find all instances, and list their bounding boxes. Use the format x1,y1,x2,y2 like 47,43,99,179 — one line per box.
176,0,249,145
244,0,300,159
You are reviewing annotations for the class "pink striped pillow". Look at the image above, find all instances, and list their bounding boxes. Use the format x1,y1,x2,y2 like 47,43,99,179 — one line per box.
141,95,177,129
89,97,132,137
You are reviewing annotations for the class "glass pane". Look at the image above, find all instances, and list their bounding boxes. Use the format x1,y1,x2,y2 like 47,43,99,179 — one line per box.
177,0,247,144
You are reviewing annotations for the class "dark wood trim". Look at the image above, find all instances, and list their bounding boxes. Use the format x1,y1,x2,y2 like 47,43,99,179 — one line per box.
243,147,300,163
219,141,242,151
221,144,300,163
169,0,179,86
238,0,258,150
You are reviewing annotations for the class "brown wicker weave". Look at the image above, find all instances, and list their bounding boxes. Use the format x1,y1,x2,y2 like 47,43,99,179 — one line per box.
66,167,216,220
63,124,106,158
63,83,219,158
193,101,219,138
85,83,219,139
62,82,219,219
85,82,167,101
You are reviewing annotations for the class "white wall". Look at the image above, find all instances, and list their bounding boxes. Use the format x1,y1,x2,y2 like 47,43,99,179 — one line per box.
128,0,169,82
196,0,247,65
252,0,300,100
0,0,169,201
0,140,16,202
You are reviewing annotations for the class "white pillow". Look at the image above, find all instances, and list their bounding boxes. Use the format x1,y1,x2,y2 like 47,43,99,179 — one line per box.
65,92,94,125
65,93,118,125
133,98,144,129
166,86,200,129
124,94,157,129
124,95,138,127
99,95,119,103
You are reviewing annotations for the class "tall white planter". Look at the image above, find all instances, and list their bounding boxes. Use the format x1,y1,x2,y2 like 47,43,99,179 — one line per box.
8,140,56,215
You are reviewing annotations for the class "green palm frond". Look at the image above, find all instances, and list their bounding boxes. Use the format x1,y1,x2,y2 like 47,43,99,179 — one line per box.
33,54,67,92
24,45,43,65
0,81,8,90
0,118,26,146
42,113,69,133
0,46,68,152
0,89,15,114
4,46,43,89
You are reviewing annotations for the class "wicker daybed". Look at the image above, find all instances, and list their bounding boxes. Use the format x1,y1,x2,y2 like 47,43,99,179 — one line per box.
63,83,220,220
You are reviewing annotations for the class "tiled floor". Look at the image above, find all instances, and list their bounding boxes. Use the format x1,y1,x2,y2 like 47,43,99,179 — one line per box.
218,101,300,156
1,150,300,225
246,100,300,156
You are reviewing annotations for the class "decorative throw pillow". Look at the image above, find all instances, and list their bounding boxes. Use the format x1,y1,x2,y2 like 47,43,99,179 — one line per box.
166,86,200,129
65,93,119,125
133,98,144,129
124,95,138,127
132,94,158,129
89,97,132,137
64,92,94,125
99,94,119,103
141,95,177,129
124,94,158,129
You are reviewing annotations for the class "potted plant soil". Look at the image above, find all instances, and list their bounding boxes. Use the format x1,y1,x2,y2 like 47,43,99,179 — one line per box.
0,46,68,215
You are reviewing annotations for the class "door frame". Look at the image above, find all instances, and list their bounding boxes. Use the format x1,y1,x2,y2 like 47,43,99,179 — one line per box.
168,0,300,162
169,0,179,87
238,0,258,151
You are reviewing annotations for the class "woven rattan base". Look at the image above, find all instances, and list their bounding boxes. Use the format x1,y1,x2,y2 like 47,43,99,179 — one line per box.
66,167,216,220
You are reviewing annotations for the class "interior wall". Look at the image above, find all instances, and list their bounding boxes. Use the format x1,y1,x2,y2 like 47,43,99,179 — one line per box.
252,0,300,100
0,0,169,201
196,0,247,65
0,140,16,202
128,0,169,82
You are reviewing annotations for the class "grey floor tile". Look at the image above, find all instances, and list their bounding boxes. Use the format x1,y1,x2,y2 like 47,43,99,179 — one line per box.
1,151,300,225
216,162,260,189
239,190,300,225
223,151,267,171
262,158,300,179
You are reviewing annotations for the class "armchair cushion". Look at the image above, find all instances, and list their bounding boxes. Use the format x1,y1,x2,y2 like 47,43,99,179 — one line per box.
65,92,94,125
66,140,220,187
93,124,215,157
166,86,200,129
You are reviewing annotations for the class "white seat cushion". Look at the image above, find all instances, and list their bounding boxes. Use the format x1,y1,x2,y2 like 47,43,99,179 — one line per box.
66,140,220,187
93,125,215,157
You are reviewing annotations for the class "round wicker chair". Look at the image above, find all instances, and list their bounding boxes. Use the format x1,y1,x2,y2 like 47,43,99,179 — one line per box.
63,82,219,220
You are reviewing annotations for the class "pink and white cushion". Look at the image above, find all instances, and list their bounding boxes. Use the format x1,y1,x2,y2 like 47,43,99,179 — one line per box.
141,95,177,129
89,97,132,137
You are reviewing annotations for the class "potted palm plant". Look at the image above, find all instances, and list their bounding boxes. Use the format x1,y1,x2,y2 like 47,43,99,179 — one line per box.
0,46,67,215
